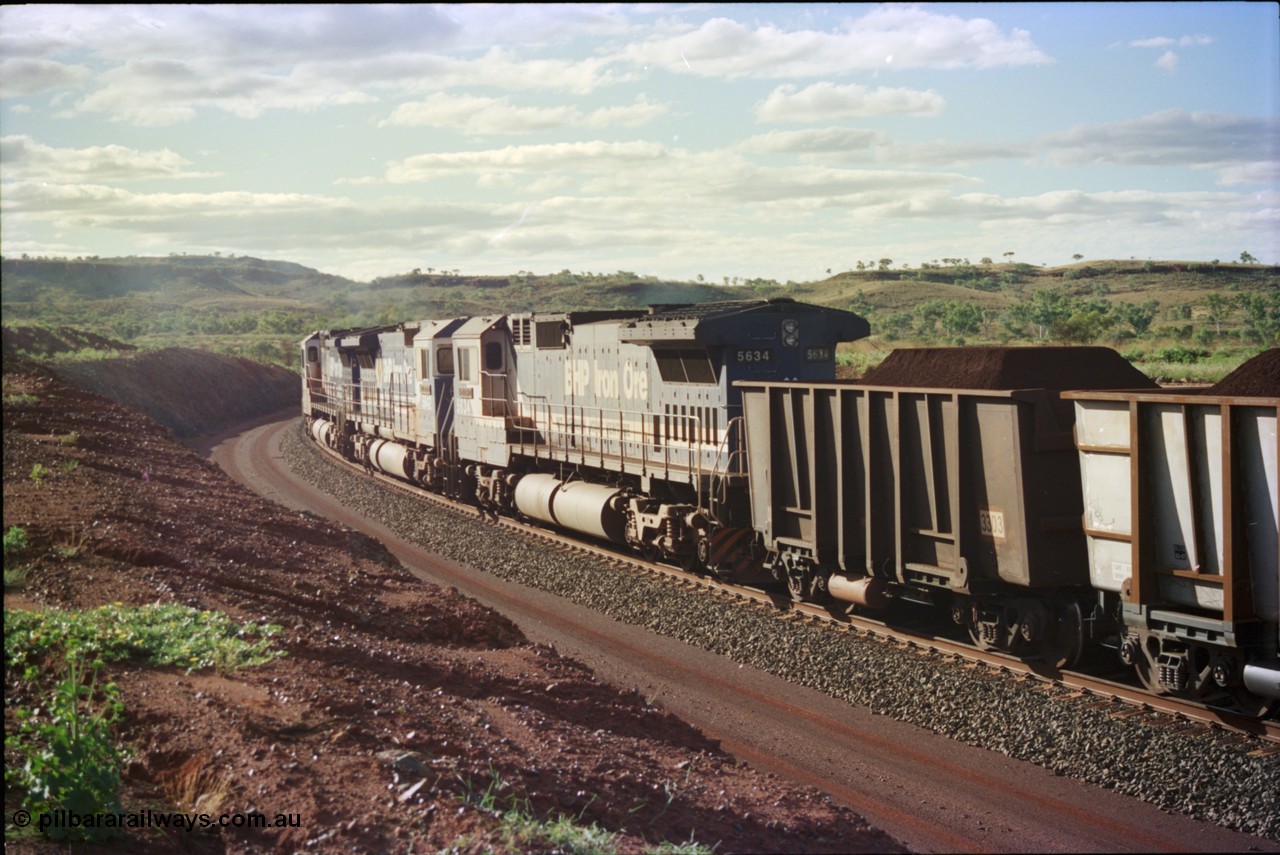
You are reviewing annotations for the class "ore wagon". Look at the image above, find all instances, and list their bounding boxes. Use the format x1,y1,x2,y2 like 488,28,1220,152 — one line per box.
739,347,1158,667
1065,348,1279,714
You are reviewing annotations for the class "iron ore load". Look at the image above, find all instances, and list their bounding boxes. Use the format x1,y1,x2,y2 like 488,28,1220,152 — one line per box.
302,303,1279,717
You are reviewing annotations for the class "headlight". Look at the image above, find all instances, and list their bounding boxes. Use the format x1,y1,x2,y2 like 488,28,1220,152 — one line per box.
782,319,799,347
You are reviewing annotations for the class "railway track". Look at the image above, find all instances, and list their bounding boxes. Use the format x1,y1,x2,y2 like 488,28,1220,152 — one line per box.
307,430,1279,748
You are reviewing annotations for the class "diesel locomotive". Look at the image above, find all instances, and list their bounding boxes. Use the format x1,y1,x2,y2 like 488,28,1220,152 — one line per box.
302,299,868,577
301,303,1279,716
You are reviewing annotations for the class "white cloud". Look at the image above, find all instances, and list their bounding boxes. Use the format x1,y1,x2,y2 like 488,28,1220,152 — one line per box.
0,58,89,98
0,136,213,182
0,179,500,254
756,82,944,122
739,128,1027,167
384,141,668,183
1155,51,1179,74
623,7,1050,78
382,93,667,135
739,128,886,155
1038,110,1279,184
1129,35,1213,48
75,59,378,126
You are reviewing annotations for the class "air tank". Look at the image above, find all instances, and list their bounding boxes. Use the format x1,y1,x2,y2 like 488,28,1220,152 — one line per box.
369,438,413,480
513,474,626,543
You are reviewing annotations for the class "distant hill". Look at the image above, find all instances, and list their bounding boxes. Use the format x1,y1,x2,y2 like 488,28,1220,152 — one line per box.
2,254,1275,380
0,254,358,304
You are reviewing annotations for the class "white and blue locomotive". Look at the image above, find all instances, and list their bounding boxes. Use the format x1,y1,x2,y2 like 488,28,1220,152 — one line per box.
302,299,870,573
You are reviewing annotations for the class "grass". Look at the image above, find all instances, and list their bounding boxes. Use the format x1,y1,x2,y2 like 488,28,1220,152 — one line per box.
4,603,284,674
5,655,125,842
55,528,87,559
161,753,232,816
4,526,30,590
4,603,283,842
450,767,717,855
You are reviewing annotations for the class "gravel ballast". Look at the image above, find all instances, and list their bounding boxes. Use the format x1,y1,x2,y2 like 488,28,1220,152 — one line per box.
283,420,1279,840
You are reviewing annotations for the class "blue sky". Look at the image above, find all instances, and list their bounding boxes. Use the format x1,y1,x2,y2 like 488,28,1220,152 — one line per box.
1,3,1277,283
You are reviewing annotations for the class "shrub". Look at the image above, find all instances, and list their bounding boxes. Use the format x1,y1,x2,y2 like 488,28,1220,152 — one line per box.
4,525,28,564
5,657,125,842
1152,345,1209,365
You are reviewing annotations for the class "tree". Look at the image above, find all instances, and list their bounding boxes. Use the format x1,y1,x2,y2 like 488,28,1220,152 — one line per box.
1202,293,1229,336
879,312,914,341
1237,292,1280,345
1240,251,1257,264
1003,251,1015,263
941,301,982,338
1113,300,1158,336
1072,253,1084,261
877,258,893,271
849,291,873,315
915,301,946,337
1020,289,1068,339
1054,306,1112,343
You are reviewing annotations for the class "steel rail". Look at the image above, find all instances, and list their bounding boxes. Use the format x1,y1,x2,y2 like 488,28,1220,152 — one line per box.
303,428,1280,747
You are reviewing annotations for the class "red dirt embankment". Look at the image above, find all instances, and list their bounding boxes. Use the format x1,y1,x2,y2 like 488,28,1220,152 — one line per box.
3,347,894,853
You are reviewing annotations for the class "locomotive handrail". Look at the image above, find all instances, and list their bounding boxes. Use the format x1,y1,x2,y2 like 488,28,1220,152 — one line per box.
492,394,717,486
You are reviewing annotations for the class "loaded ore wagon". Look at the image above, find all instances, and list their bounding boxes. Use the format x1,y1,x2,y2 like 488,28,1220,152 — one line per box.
738,347,1158,667
1065,348,1279,714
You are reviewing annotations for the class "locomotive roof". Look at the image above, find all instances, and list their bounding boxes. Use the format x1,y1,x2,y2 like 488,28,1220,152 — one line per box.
620,298,870,345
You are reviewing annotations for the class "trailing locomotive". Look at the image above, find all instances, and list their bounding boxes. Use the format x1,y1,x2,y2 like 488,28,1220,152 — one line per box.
302,306,1279,717
302,299,868,573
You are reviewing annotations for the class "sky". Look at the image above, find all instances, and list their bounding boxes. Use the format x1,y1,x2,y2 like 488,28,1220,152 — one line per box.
1,3,1277,284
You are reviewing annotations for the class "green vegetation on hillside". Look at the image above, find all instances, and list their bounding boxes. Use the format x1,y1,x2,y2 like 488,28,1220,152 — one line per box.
3,253,1275,380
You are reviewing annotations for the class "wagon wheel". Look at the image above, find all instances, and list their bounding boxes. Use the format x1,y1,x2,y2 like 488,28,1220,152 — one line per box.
1038,602,1085,669
1229,684,1279,720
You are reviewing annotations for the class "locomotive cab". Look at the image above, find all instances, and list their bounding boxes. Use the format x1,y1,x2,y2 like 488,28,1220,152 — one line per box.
452,315,518,468
412,318,466,441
